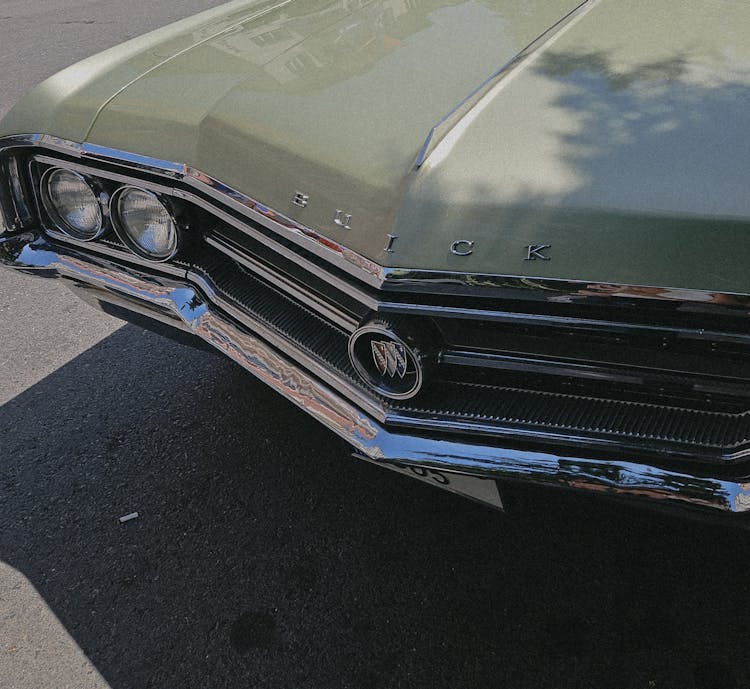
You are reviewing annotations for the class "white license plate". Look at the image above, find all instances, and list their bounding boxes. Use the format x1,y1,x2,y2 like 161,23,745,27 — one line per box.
354,455,504,510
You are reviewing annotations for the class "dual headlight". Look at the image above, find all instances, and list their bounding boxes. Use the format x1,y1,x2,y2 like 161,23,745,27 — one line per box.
40,167,178,261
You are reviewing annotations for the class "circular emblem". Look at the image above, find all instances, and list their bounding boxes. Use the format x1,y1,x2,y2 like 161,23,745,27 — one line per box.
348,323,424,400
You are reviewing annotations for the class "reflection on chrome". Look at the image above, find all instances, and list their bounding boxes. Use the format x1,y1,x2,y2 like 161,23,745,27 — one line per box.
3,231,750,517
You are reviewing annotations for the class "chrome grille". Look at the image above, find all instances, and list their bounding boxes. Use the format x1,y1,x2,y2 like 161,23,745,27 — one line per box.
192,226,750,462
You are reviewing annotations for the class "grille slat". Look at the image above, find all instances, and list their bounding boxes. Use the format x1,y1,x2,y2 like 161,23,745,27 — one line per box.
394,382,750,459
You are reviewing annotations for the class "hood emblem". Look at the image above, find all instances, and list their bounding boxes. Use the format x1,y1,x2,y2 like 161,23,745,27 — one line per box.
348,322,426,400
371,340,408,379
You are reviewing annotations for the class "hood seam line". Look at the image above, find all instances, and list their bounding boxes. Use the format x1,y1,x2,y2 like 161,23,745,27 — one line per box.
82,0,299,141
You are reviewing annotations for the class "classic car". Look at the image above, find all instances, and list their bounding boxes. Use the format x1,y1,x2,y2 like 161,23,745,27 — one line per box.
1,0,749,519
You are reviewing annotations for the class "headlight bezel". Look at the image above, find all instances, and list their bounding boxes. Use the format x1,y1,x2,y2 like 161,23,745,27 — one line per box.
24,155,188,266
1,150,42,235
109,185,180,263
39,166,106,241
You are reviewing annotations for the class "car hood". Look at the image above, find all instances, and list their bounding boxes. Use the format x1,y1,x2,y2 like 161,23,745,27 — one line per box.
4,0,750,292
81,0,585,265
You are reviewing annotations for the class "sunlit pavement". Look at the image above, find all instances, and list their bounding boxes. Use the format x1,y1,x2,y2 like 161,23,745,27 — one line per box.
0,271,121,407
1,563,109,689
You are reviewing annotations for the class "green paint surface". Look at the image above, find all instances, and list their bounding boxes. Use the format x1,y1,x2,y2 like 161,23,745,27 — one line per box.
3,0,749,291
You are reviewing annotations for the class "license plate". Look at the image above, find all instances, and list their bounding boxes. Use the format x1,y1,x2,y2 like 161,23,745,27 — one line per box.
353,454,504,510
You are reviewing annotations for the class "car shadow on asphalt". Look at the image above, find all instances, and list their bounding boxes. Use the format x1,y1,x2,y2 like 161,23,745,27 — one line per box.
1,324,748,689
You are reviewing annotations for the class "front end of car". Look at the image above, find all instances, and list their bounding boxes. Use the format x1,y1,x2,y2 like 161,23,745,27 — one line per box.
4,0,750,521
3,132,750,519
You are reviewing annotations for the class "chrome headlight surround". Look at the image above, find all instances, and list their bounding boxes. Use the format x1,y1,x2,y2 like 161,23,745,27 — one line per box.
1,148,39,235
110,186,179,262
0,192,7,235
0,153,8,233
0,157,15,234
39,167,105,241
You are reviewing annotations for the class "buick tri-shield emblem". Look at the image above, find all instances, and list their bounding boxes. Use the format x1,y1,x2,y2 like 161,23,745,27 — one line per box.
348,323,425,400
371,340,408,379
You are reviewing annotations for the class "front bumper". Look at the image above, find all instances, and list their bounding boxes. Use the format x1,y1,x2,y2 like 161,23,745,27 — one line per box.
4,232,750,518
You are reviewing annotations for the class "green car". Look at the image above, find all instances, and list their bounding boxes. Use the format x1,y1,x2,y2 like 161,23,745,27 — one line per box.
2,0,749,518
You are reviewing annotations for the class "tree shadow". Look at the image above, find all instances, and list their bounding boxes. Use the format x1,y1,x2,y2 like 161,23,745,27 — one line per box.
403,43,750,294
532,46,750,221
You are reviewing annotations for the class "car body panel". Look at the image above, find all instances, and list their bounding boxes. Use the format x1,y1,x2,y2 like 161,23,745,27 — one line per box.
2,1,750,287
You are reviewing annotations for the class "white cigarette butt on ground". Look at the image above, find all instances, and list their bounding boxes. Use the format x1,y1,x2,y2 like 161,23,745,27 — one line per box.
119,512,139,523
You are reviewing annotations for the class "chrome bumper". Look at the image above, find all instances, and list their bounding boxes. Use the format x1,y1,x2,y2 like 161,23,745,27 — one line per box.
4,232,750,518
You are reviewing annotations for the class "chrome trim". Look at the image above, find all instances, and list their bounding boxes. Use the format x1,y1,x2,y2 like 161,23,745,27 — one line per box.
377,268,750,308
83,143,186,177
32,153,177,196
414,0,596,167
0,149,30,233
450,240,475,257
82,140,385,285
2,232,750,516
293,192,309,209
440,350,750,396
441,350,646,385
7,155,33,228
40,135,82,156
179,195,382,307
333,210,353,230
384,410,750,463
348,323,425,401
34,151,382,311
383,234,398,254
0,163,9,234
5,134,750,310
43,230,188,278
179,168,386,285
36,152,372,327
377,301,750,345
109,186,179,262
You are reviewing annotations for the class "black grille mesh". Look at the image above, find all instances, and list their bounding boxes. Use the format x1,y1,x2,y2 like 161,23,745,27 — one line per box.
394,381,750,459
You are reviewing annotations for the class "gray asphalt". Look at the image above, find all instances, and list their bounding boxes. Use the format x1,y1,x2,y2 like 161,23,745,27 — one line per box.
1,3,749,689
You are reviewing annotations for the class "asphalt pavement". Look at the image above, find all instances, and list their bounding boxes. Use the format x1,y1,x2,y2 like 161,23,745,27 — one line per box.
1,3,750,689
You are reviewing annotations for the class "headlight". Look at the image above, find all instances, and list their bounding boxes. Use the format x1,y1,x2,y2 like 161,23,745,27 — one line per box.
111,187,178,261
41,168,103,240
